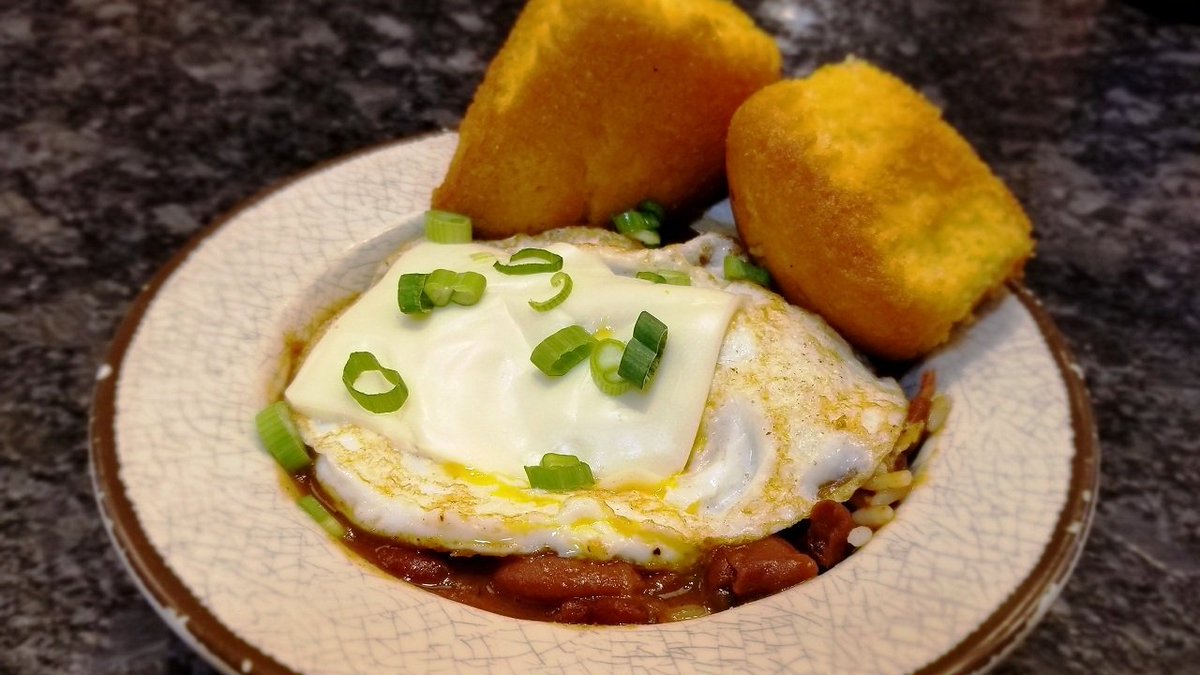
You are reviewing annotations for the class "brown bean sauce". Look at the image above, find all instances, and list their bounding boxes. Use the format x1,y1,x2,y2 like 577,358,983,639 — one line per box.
283,373,939,625
289,470,867,624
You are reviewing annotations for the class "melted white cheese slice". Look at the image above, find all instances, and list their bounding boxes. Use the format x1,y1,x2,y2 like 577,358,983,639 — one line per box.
285,241,737,489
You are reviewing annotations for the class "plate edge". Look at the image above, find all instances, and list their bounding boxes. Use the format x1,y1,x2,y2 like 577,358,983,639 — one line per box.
88,133,451,675
88,140,1101,675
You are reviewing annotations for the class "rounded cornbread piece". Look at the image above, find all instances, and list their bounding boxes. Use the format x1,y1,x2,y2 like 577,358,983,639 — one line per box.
727,60,1034,361
433,0,780,238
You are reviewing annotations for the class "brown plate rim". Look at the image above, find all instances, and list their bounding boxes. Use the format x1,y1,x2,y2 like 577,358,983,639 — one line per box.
89,137,1100,675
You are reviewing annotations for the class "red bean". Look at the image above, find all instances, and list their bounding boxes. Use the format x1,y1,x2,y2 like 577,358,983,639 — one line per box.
806,500,856,569
705,536,818,602
552,596,659,625
374,545,451,585
493,554,646,604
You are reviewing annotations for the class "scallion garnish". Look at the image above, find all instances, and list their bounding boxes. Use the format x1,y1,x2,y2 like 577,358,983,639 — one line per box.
342,351,409,413
530,325,596,376
657,270,691,286
400,270,487,313
631,310,668,355
425,210,473,243
398,273,433,315
493,248,564,275
297,495,347,538
590,338,632,395
254,401,311,473
723,255,771,287
524,453,595,491
529,272,573,312
612,201,665,248
617,338,660,390
618,311,668,390
612,211,661,247
423,268,460,307
635,269,691,286
451,271,487,306
637,200,666,222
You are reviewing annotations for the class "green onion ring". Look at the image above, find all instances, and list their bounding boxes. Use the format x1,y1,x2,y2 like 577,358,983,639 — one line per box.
617,338,661,390
425,210,473,243
254,401,311,473
493,247,564,275
618,311,668,390
590,338,632,395
723,255,771,287
655,270,691,286
530,325,596,376
397,273,433,314
342,351,409,413
451,271,487,306
524,453,595,491
635,271,667,284
297,495,347,538
630,230,661,247
612,204,664,248
631,311,668,355
423,268,459,307
637,200,666,222
613,210,653,234
528,272,573,312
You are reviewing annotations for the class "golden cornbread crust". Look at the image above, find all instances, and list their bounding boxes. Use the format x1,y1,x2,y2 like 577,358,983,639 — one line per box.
433,0,781,238
727,60,1034,361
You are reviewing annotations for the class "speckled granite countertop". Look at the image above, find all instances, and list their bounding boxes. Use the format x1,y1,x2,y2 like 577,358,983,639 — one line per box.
2,1,1197,673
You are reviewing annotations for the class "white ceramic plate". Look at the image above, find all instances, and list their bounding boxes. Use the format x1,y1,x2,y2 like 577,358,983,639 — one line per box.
91,133,1098,675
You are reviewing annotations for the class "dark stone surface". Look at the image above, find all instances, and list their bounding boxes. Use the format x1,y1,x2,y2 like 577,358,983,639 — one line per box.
1,0,1196,673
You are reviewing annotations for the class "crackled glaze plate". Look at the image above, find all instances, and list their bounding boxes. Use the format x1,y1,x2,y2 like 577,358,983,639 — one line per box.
91,133,1098,675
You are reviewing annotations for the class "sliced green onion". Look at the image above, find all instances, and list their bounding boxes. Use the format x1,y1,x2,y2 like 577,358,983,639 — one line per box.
724,256,771,287
636,269,691,286
637,200,666,222
530,325,596,376
630,230,661,247
590,338,632,395
612,210,663,248
254,401,311,473
613,210,652,234
494,247,563,275
537,452,579,469
618,311,668,390
529,272,573,312
423,268,459,307
342,351,408,413
618,338,661,390
398,273,433,314
451,271,487,306
612,204,663,248
524,453,595,491
401,270,487,312
425,210,473,243
297,495,346,538
469,251,496,262
631,311,668,355
656,270,691,286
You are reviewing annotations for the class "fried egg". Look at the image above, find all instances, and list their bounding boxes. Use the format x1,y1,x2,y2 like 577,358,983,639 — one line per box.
286,228,907,569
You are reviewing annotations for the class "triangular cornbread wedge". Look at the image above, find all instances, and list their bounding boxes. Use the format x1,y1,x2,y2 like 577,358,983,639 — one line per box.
434,0,780,238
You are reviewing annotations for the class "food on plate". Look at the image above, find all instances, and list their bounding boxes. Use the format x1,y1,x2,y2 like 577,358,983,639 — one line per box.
257,215,945,622
284,226,908,567
432,0,781,238
727,59,1035,360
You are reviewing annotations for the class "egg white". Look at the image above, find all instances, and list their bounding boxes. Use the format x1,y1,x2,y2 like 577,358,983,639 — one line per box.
294,228,908,569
